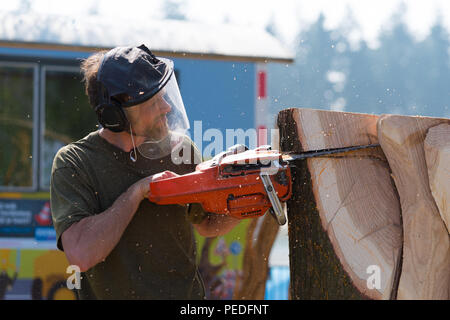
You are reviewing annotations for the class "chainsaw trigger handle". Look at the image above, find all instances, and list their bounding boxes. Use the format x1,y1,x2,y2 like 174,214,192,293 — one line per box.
260,172,287,225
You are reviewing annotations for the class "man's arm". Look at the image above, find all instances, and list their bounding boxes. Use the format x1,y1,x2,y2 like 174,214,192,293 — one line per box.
61,171,171,272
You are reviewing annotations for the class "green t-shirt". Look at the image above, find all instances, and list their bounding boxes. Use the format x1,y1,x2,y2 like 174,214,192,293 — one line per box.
50,131,207,300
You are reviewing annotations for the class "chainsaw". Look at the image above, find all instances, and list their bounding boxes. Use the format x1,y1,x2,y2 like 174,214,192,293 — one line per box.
148,143,380,225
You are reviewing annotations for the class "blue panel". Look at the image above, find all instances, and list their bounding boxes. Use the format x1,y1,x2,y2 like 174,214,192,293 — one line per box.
264,266,290,300
0,47,92,60
172,58,255,152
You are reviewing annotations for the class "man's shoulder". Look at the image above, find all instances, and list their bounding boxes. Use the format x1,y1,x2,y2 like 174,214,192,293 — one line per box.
52,131,101,171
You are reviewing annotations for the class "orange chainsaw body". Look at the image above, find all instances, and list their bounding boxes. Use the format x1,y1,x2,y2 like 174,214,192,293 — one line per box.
148,149,292,219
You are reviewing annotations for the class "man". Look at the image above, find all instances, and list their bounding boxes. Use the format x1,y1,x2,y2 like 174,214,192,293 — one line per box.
50,44,240,299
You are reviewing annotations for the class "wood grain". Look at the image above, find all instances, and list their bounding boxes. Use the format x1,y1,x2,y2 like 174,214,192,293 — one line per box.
377,115,450,300
424,124,450,234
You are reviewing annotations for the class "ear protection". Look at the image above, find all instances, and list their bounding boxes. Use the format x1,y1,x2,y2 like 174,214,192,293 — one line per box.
94,83,129,133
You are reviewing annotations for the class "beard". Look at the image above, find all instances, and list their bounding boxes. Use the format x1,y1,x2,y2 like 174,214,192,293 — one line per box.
133,115,169,142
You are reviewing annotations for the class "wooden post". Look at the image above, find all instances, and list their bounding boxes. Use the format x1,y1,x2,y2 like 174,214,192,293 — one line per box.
233,214,279,300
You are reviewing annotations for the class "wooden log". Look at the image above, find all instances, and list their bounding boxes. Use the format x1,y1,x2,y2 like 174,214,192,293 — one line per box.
233,213,280,300
377,115,450,300
279,108,402,300
424,124,450,234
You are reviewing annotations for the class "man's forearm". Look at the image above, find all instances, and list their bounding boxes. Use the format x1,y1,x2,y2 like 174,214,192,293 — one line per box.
62,183,144,271
194,213,241,238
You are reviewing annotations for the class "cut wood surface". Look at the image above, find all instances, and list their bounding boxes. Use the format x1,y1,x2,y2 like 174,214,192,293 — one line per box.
291,108,379,151
378,115,450,300
279,108,402,300
424,124,450,234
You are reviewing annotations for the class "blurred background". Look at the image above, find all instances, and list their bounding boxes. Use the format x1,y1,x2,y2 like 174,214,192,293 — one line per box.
0,0,448,300
3,0,450,118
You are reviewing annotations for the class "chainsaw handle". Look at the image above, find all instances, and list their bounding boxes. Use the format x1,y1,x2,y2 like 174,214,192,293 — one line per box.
260,172,287,225
147,171,180,199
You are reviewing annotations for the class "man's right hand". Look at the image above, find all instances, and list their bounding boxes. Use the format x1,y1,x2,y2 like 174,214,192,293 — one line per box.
133,171,179,201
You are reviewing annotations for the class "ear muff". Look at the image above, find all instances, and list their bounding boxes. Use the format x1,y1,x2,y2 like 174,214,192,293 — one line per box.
95,100,129,133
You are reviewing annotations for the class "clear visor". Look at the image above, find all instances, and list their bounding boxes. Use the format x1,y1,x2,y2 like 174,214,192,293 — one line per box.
124,73,190,160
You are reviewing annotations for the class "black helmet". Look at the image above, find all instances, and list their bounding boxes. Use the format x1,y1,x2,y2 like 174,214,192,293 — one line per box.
97,44,174,107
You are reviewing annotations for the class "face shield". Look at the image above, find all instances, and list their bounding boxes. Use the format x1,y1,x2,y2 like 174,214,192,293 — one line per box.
126,70,190,160
97,45,189,160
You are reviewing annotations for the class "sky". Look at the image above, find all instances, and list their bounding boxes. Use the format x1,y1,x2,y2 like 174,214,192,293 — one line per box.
2,0,450,49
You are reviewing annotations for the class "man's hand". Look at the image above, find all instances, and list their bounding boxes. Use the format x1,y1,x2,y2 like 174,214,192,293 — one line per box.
133,171,179,201
227,144,248,154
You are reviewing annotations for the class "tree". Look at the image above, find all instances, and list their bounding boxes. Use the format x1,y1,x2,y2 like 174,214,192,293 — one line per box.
163,0,187,21
412,18,450,117
269,13,339,113
269,7,450,119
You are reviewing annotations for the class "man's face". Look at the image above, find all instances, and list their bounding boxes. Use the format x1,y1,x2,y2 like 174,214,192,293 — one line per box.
125,89,172,141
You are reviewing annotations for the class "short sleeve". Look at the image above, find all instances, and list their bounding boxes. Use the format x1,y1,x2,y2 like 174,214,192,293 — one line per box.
50,166,98,251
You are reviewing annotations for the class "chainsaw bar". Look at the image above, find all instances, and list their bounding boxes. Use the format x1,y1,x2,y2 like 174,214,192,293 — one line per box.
281,143,380,162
